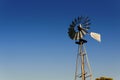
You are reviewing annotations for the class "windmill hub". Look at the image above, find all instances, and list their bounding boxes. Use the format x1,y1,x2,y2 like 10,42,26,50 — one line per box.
77,24,82,31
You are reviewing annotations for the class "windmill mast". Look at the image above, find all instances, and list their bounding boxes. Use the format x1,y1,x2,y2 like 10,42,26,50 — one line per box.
80,40,86,80
75,39,92,80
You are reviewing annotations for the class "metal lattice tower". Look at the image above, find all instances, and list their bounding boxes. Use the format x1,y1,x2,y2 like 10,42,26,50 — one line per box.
75,39,92,80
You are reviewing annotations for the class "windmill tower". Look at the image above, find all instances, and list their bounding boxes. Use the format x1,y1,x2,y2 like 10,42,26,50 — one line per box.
68,16,101,80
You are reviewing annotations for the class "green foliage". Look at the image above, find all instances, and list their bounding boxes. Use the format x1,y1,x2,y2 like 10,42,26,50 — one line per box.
95,77,113,80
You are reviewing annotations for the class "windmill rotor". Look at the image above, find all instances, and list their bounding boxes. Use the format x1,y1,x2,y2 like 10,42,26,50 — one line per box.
68,16,101,42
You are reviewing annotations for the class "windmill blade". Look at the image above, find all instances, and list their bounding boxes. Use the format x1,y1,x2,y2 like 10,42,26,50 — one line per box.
73,32,79,40
73,32,83,40
90,32,101,42
84,26,90,30
81,30,87,36
84,23,91,26
79,31,83,39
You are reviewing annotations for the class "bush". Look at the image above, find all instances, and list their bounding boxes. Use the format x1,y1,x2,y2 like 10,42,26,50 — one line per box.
95,77,113,80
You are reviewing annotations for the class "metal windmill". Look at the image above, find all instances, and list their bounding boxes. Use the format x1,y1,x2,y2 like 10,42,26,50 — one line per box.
68,16,101,80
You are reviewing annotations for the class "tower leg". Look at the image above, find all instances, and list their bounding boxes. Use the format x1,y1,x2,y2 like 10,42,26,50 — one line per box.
74,53,79,80
80,44,85,80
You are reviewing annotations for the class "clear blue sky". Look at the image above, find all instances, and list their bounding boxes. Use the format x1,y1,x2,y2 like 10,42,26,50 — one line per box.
0,0,120,80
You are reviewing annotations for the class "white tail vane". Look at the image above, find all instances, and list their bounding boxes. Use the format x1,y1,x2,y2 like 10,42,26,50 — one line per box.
90,32,101,42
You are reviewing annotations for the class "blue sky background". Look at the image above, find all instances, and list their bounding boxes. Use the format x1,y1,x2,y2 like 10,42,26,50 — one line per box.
0,0,120,80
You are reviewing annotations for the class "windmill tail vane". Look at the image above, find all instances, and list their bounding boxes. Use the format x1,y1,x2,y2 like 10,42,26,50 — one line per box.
90,32,101,42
